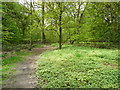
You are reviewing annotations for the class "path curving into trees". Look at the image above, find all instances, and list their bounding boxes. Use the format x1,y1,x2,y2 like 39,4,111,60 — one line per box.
2,46,55,88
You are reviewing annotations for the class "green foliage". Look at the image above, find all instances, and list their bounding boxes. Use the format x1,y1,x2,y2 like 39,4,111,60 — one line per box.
2,65,15,81
2,2,41,50
36,45,118,88
76,42,118,49
2,2,119,50
1,53,8,58
2,56,22,65
2,2,26,44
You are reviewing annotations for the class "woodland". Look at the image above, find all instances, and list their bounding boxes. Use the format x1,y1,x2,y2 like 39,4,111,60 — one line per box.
2,2,119,50
1,1,119,88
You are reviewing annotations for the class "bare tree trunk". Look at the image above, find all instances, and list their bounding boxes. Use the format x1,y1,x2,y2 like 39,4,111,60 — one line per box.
29,0,33,50
78,3,88,24
41,2,46,43
58,3,62,49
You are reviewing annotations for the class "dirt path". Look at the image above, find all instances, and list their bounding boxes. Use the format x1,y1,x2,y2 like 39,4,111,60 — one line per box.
2,46,55,88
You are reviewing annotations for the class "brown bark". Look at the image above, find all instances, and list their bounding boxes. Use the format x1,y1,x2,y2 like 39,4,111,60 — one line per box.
58,3,62,49
29,0,33,50
41,2,46,43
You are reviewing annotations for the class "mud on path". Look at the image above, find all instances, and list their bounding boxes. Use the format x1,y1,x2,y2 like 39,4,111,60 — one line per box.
2,46,55,88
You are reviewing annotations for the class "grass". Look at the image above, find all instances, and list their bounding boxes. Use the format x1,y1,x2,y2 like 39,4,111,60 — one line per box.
36,45,119,88
1,50,32,81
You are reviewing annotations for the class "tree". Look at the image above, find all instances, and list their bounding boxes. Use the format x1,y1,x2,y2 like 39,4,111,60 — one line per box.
2,1,119,51
58,2,63,49
40,1,45,43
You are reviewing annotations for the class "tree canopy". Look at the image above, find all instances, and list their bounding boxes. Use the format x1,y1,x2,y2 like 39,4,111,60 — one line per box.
2,1,119,50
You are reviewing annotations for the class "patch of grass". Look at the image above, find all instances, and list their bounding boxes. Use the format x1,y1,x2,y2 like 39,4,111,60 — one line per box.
1,53,8,58
2,56,22,65
2,50,32,81
33,44,44,48
51,43,59,47
36,45,118,88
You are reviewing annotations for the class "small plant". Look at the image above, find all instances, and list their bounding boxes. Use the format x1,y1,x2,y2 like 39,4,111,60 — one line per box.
75,53,81,57
2,53,8,58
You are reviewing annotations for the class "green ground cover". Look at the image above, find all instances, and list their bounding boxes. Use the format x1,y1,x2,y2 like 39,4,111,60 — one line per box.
36,45,119,88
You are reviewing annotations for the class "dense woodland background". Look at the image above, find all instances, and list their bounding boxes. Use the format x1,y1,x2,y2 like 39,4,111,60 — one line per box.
2,2,119,51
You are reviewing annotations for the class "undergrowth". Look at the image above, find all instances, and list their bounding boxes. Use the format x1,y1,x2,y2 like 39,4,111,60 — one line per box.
36,45,119,88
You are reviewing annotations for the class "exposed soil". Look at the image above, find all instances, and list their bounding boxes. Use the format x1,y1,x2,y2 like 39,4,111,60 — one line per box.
2,46,55,88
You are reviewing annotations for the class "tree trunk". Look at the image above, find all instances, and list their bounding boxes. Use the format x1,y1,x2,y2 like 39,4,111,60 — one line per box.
59,3,62,49
41,2,46,43
70,40,75,44
29,0,33,50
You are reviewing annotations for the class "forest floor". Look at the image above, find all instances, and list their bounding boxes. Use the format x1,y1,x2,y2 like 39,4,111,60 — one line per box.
2,45,55,88
2,45,118,88
36,45,118,88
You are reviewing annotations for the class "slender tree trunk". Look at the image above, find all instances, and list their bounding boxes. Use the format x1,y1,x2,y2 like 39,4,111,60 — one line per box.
29,0,33,50
79,3,88,24
41,2,46,43
59,3,62,49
